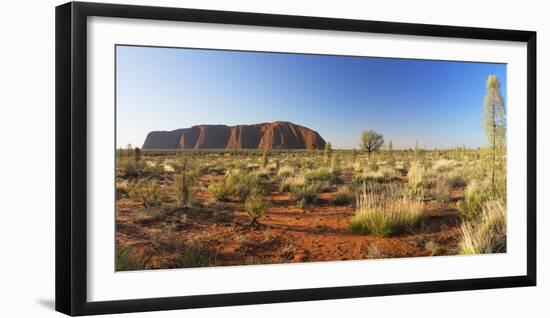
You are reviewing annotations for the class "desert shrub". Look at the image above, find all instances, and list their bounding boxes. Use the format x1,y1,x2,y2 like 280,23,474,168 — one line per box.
328,168,342,185
208,170,268,201
349,183,424,237
207,181,232,201
353,170,385,185
433,179,450,205
280,175,306,192
115,182,128,200
208,166,225,175
197,164,211,175
446,172,467,188
119,158,144,178
457,179,494,218
291,183,321,206
232,172,268,200
174,172,195,206
431,159,457,173
332,186,354,205
394,160,409,174
115,245,148,271
277,165,295,178
378,166,401,181
366,160,379,172
305,167,332,182
403,182,424,200
128,180,166,208
144,162,165,177
458,199,506,254
148,223,184,253
244,191,272,224
407,162,426,186
172,239,210,268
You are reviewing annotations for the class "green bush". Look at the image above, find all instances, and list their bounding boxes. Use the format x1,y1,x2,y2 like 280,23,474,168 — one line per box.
458,199,506,254
144,162,165,177
290,183,321,206
128,180,166,208
207,182,232,201
457,180,494,218
230,172,268,201
305,167,332,182
244,191,272,224
349,201,423,237
349,183,424,237
119,158,144,177
280,175,306,192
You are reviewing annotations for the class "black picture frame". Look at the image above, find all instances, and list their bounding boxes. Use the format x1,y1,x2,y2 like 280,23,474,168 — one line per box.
55,1,537,316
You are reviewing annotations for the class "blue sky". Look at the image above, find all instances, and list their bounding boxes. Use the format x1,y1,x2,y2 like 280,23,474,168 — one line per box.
116,45,506,150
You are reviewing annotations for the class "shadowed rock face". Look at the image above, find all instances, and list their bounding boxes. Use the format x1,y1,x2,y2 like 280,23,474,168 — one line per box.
142,121,326,150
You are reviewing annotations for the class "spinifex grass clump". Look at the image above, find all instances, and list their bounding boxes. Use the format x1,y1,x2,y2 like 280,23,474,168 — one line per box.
128,180,166,209
458,199,506,254
305,167,332,182
277,165,295,178
457,179,495,218
119,157,145,178
244,190,272,225
433,179,451,205
291,183,322,207
349,183,424,237
279,175,306,192
207,169,268,202
332,185,354,205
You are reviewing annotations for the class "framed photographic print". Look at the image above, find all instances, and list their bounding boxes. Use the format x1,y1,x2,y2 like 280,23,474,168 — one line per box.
55,1,536,316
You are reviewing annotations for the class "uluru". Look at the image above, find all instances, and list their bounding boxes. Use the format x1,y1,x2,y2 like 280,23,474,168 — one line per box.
142,121,326,150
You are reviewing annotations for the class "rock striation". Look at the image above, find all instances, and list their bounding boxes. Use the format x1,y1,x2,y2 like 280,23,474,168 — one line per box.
142,121,326,150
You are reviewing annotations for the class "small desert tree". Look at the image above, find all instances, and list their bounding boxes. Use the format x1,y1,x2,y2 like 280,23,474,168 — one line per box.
360,130,384,158
483,74,506,190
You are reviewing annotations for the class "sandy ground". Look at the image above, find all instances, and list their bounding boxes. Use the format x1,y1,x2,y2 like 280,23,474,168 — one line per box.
116,176,465,269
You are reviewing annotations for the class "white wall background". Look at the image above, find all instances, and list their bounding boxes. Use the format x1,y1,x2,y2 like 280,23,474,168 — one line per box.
0,0,546,316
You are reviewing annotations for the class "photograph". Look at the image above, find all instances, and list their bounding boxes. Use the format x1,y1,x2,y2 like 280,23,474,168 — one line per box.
114,45,507,271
